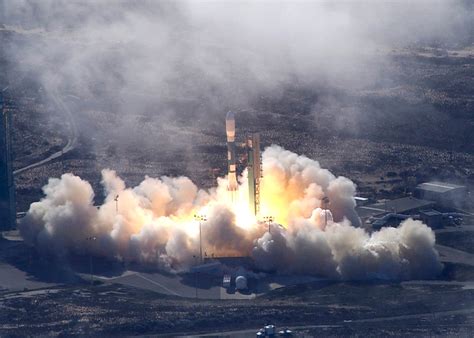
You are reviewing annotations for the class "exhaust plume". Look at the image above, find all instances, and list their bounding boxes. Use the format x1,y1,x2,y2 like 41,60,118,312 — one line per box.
19,145,442,280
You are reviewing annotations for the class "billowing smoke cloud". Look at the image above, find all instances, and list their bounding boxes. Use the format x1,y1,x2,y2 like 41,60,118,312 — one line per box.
19,145,442,280
253,218,441,280
4,1,457,282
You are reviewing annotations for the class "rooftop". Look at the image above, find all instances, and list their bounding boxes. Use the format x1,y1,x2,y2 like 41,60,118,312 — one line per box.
416,181,466,194
420,209,442,217
356,197,435,219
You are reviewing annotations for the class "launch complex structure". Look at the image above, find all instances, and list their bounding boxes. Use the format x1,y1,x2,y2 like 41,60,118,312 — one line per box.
225,111,262,216
0,92,15,230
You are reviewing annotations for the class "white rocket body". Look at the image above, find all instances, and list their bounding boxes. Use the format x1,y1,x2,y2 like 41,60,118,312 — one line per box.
226,111,238,192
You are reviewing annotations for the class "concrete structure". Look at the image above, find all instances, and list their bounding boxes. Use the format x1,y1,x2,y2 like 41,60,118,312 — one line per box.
225,111,238,195
0,93,16,230
415,181,467,209
247,133,261,216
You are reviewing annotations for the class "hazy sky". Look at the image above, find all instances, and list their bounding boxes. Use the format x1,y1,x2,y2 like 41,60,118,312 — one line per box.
4,1,471,100
2,1,473,155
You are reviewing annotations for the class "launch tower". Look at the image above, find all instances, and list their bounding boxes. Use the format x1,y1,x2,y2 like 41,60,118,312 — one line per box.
0,93,16,230
247,133,261,216
224,112,263,215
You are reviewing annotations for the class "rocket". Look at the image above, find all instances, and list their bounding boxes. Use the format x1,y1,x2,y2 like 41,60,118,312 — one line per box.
226,111,238,192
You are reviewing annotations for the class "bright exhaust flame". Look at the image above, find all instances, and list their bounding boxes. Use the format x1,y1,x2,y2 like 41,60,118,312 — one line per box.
19,145,442,280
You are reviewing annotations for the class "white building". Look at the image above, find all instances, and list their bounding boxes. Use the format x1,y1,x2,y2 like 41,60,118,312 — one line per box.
415,181,467,209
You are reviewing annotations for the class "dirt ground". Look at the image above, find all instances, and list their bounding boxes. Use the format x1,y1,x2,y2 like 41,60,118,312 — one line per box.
0,279,473,336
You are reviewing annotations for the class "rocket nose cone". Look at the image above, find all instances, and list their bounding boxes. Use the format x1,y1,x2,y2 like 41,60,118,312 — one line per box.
226,111,235,121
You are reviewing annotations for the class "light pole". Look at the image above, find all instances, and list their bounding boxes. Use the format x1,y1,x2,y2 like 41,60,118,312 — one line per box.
322,196,330,227
114,194,119,214
194,214,207,263
263,216,274,234
86,236,97,285
192,254,198,299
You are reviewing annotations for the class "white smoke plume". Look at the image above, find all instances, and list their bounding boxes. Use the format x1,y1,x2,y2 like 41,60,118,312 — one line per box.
19,145,442,280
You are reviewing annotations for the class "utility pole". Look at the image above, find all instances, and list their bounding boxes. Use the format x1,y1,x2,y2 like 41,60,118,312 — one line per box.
263,216,274,234
194,214,207,263
322,196,330,227
114,194,119,213
192,255,198,299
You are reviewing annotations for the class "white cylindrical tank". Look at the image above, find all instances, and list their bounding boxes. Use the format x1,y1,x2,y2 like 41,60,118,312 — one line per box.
235,275,247,290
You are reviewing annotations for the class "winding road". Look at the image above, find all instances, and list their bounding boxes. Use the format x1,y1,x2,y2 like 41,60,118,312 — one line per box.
13,89,78,175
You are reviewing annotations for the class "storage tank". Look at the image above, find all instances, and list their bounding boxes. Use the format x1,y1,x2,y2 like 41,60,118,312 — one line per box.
235,275,247,290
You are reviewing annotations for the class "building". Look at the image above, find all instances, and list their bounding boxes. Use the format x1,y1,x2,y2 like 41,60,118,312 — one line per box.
415,181,467,209
356,196,435,228
357,196,435,219
0,93,16,230
419,209,443,229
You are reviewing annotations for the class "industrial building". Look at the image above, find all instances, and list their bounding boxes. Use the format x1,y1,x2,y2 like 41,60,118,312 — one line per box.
356,192,467,230
415,181,468,209
0,93,16,230
356,196,435,222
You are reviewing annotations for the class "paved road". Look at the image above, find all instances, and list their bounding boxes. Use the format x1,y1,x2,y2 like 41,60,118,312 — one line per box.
100,271,328,300
0,262,57,293
98,250,474,299
99,271,223,299
13,89,78,175
435,225,474,233
402,280,474,290
184,307,474,337
436,244,474,266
